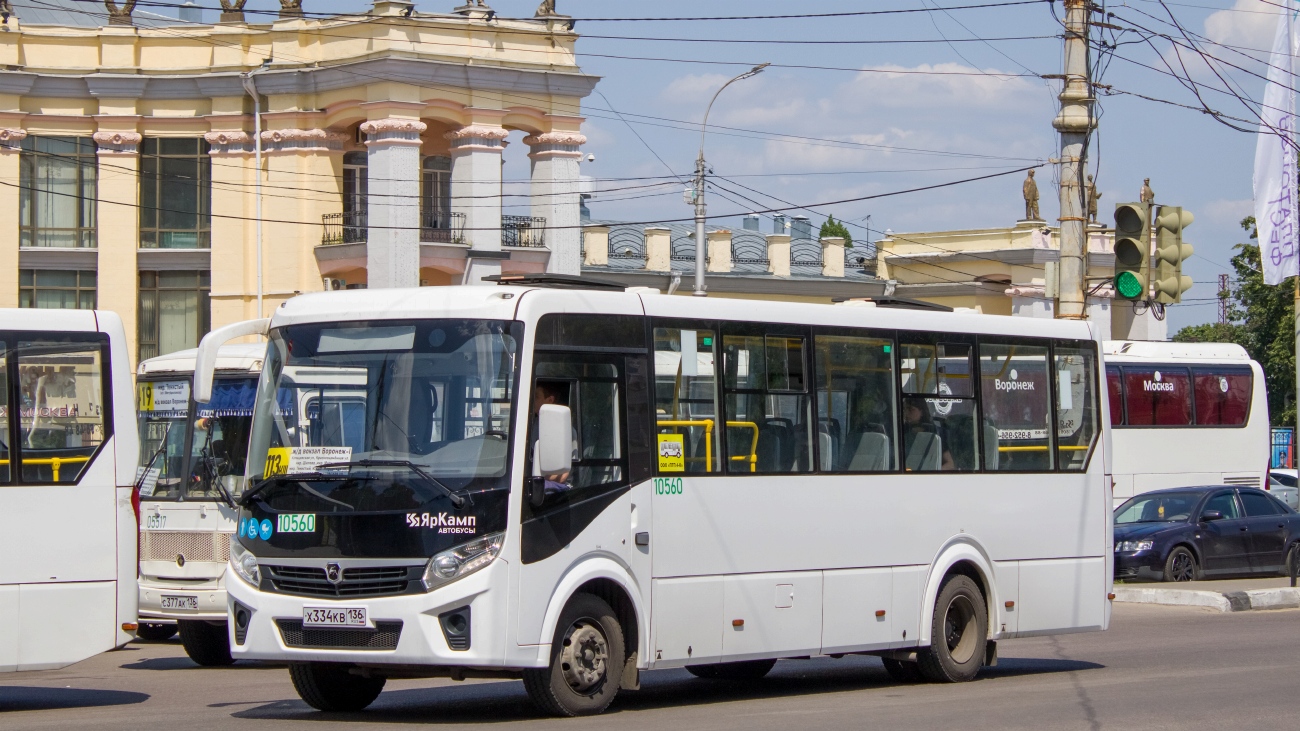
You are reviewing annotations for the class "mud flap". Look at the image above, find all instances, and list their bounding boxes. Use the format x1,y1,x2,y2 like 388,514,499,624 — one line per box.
984,640,998,667
621,651,640,690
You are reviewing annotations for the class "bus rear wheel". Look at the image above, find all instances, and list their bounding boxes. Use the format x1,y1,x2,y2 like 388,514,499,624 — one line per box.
685,659,777,680
289,662,386,712
136,622,178,642
177,620,234,666
523,593,625,717
917,575,987,683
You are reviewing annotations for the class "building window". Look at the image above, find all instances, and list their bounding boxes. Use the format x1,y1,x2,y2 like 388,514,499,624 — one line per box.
422,155,452,232
140,138,211,249
138,270,210,361
19,136,98,249
18,270,97,310
341,151,368,242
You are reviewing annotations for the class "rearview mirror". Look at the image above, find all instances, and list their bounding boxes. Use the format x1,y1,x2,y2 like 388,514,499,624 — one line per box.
537,404,573,477
1200,510,1224,522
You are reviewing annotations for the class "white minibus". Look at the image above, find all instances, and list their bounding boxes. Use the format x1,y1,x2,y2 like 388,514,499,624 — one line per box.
0,309,138,672
1104,340,1269,505
196,279,1112,716
135,344,262,665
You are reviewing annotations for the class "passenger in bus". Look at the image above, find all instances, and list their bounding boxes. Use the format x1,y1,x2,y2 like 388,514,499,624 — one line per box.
902,399,948,471
530,380,573,494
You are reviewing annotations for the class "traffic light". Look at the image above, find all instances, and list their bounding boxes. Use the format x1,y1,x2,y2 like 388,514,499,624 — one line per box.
1113,202,1151,301
1153,206,1194,304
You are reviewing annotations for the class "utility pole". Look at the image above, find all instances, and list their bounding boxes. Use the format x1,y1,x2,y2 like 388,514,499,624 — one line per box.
691,64,768,297
1054,0,1094,320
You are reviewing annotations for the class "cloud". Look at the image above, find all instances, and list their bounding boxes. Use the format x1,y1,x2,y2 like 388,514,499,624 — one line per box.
1204,0,1279,51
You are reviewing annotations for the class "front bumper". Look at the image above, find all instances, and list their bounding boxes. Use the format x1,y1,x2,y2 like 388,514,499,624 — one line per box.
139,574,228,622
1113,550,1165,581
226,558,513,668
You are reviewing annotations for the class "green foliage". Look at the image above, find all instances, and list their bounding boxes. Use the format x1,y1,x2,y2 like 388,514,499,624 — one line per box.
1172,216,1295,426
819,216,853,248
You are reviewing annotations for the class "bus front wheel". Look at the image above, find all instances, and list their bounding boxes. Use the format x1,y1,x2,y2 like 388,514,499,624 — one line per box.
523,593,625,717
289,662,386,712
916,575,987,683
177,620,234,666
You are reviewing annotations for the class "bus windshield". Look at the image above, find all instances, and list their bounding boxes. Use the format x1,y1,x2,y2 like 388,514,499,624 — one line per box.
245,319,521,512
138,377,257,500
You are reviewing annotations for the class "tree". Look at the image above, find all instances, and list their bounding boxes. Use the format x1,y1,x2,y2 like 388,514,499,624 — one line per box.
819,215,853,248
1172,216,1295,426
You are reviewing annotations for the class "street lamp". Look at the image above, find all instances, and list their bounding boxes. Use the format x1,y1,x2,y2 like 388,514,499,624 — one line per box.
240,58,272,317
691,63,769,297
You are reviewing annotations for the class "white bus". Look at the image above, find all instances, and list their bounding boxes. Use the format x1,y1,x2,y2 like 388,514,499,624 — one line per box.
1103,340,1269,505
0,309,138,672
135,344,263,665
197,280,1111,716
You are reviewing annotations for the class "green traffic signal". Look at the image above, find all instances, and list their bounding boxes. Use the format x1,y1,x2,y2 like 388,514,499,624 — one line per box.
1112,202,1151,301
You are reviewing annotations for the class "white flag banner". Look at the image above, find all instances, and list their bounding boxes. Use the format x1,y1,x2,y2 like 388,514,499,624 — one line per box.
1254,1,1300,286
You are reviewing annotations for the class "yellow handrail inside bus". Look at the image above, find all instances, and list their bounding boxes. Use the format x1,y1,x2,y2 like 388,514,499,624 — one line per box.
0,456,91,481
727,421,760,473
656,419,714,472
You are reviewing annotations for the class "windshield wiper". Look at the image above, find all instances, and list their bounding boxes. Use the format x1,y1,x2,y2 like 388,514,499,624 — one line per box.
239,470,367,507
319,459,471,510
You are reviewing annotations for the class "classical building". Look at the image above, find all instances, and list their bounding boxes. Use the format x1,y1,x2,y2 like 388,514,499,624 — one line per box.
0,0,595,364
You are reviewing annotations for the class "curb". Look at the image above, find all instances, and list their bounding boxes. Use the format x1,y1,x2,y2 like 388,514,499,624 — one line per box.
1114,586,1300,612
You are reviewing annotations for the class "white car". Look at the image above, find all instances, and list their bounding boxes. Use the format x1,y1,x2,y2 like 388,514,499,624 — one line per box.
1269,469,1298,509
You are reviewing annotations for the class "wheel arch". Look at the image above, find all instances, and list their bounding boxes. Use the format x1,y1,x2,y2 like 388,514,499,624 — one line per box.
533,557,647,668
919,537,999,647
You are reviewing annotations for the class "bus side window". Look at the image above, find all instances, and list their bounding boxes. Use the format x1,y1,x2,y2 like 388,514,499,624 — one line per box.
899,339,977,472
0,342,7,483
14,337,110,484
722,329,813,474
1193,367,1252,427
653,325,719,474
531,359,627,502
1123,366,1192,426
979,341,1052,472
1056,344,1098,471
813,332,897,473
1106,365,1124,427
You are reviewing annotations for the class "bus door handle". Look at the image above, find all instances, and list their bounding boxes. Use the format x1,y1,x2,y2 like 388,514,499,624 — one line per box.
635,532,650,547
1239,526,1249,532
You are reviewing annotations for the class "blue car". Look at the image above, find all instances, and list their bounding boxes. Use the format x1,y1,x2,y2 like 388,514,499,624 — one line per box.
1113,486,1300,582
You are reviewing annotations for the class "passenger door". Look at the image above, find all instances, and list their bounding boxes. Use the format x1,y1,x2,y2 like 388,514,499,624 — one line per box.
1198,491,1251,575
1239,489,1288,572
515,314,654,648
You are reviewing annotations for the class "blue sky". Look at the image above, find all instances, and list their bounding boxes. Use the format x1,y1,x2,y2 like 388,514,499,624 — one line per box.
141,0,1287,330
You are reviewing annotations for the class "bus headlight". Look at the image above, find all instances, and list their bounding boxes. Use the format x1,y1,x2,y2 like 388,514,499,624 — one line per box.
230,540,261,586
422,532,504,592
1115,540,1154,553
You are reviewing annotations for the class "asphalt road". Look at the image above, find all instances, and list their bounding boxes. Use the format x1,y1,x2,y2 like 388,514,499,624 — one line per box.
3,603,1298,730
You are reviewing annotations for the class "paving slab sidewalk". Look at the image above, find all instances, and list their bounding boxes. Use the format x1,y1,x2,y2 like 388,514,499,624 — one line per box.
1114,577,1300,612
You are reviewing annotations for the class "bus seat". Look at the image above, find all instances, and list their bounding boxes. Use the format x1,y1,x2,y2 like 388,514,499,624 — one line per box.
847,432,891,471
906,432,942,471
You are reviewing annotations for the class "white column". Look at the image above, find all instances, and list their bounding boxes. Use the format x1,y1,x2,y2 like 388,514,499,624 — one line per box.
447,125,509,284
361,118,425,289
525,132,585,275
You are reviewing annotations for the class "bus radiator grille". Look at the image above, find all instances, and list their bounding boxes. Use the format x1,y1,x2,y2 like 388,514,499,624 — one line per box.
275,619,403,650
139,531,231,564
263,564,418,599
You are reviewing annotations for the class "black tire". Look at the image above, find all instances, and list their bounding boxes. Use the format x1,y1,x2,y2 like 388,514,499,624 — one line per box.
1163,546,1199,583
1281,544,1299,579
177,620,234,667
522,593,625,717
685,659,777,680
917,575,988,683
289,662,386,712
881,657,924,683
136,622,178,642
